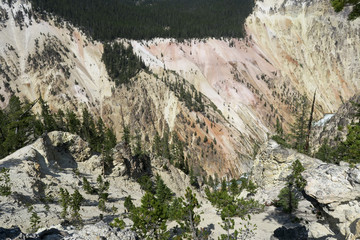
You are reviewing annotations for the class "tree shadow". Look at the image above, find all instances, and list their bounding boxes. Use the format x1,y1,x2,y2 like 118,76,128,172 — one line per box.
168,223,214,239
263,207,296,226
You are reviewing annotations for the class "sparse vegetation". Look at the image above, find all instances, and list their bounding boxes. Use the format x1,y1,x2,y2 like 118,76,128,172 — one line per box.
205,178,263,240
316,103,360,164
331,0,360,20
276,160,306,214
28,206,41,233
0,167,11,196
110,218,126,229
0,96,117,171
96,175,110,212
59,188,84,225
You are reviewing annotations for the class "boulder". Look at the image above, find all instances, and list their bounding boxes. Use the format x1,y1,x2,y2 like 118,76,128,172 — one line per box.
46,131,92,162
251,140,322,201
303,163,360,237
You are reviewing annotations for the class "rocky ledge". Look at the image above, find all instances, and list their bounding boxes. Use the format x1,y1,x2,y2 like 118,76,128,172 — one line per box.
0,221,137,240
303,163,360,239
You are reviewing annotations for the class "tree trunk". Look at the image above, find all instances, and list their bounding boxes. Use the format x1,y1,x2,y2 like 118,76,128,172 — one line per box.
306,91,316,152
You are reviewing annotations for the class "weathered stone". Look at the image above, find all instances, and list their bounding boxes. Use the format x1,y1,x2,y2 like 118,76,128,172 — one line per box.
47,131,92,162
303,163,360,236
251,140,322,201
348,218,360,240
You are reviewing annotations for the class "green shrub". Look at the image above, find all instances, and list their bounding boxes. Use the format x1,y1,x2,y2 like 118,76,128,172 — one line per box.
110,218,126,229
0,168,11,196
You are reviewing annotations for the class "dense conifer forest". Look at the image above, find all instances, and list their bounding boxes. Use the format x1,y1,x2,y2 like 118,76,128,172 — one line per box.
30,0,255,41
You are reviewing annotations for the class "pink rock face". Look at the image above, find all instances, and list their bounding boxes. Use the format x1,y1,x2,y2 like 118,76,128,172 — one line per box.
145,38,276,108
142,38,280,137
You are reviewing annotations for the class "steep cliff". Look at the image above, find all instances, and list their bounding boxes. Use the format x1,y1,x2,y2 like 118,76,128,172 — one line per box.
246,0,360,113
0,0,257,178
0,0,359,178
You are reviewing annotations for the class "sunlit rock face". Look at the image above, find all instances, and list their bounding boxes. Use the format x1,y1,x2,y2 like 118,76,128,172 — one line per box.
0,0,359,178
246,0,360,114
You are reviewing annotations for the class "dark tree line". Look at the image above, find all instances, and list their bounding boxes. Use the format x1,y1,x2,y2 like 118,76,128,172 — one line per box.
30,0,254,41
0,96,117,159
102,42,148,86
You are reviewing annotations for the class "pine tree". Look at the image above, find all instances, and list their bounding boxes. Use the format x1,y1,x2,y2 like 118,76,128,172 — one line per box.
290,97,309,153
331,0,360,20
131,192,169,239
59,188,70,219
0,168,11,196
122,125,131,147
70,189,84,224
80,108,96,146
29,210,41,233
39,96,56,132
315,139,333,162
229,179,239,196
133,133,143,157
277,160,306,214
155,174,173,203
184,187,201,240
65,109,80,134
82,177,95,194
124,195,135,213
97,175,110,212
152,131,162,156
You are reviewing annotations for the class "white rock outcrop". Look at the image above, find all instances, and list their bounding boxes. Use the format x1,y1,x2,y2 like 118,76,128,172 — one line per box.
251,140,322,201
303,163,360,238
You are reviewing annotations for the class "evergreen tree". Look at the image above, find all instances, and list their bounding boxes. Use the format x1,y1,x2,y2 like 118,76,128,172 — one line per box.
56,109,66,131
0,96,42,158
277,160,306,214
39,96,56,132
171,134,185,169
229,179,239,196
290,97,309,153
0,168,11,196
331,0,360,20
80,108,96,147
315,139,333,162
31,0,254,40
317,103,360,164
161,130,171,160
97,175,110,211
70,189,84,224
59,188,70,219
65,109,80,134
277,186,298,214
133,133,143,157
124,195,135,213
82,177,95,194
29,209,41,233
155,174,173,203
131,192,169,239
332,124,360,164
176,187,201,240
152,131,162,156
137,175,154,193
122,125,131,147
